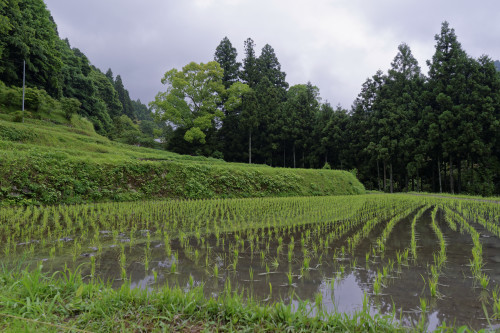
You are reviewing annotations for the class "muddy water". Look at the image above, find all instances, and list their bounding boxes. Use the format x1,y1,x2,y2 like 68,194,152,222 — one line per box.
9,209,500,331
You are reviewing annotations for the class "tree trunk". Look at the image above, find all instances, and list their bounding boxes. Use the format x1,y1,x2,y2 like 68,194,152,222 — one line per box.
437,157,442,193
302,151,305,168
411,176,415,192
458,159,462,194
248,130,252,164
389,163,393,193
383,161,387,192
293,144,296,169
449,155,454,194
416,168,419,192
377,160,381,191
283,145,286,167
443,160,447,192
432,165,436,192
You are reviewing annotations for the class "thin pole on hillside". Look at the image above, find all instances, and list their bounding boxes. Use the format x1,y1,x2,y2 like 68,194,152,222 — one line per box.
22,60,25,123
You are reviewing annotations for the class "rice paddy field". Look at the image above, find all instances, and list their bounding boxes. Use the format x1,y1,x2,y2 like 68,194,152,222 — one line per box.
1,193,500,331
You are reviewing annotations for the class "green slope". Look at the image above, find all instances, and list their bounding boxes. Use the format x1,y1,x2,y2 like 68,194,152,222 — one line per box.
0,116,365,205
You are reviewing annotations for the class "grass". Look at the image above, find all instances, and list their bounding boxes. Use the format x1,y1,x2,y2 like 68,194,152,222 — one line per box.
0,117,365,205
0,264,403,332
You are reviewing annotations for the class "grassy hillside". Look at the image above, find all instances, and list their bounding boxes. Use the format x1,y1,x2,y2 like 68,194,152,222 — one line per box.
0,113,365,205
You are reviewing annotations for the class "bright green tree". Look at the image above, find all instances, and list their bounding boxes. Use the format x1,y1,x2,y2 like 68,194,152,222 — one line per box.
151,61,249,146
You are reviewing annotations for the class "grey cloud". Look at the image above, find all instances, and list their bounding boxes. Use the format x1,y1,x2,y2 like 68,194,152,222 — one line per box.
44,0,500,109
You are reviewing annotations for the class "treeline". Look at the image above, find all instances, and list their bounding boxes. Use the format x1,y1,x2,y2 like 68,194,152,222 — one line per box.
0,0,160,146
155,23,500,195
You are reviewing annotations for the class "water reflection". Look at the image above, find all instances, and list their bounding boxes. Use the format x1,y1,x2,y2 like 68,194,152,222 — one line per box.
6,208,500,331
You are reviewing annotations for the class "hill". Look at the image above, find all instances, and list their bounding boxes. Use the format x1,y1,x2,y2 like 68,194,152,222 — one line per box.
0,111,365,205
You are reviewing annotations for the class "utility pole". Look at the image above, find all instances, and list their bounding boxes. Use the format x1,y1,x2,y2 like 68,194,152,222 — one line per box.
22,60,25,123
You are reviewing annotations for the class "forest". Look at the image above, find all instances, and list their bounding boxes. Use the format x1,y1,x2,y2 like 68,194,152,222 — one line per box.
1,1,500,195
153,25,500,196
0,0,160,147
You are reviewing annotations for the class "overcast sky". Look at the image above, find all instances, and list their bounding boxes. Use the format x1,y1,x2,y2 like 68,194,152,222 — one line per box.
44,0,500,109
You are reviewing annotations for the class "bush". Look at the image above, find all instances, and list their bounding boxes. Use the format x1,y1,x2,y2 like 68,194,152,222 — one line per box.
1,86,22,109
24,88,41,111
61,97,81,120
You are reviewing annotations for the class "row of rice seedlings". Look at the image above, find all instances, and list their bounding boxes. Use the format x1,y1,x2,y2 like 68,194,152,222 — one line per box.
2,195,497,301
0,196,359,262
428,205,447,298
454,200,500,238
409,205,430,260
453,199,500,228
374,203,423,256
166,197,420,287
0,196,414,285
444,207,486,286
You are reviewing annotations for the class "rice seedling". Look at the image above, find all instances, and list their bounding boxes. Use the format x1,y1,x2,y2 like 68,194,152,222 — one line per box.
213,263,219,279
303,256,310,271
492,287,500,319
480,273,490,289
287,270,293,286
90,255,96,279
271,257,279,270
373,272,382,295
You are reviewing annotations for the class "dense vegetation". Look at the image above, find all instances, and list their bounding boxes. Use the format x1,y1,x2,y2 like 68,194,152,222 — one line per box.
0,114,364,205
2,1,500,196
154,26,500,196
0,0,160,146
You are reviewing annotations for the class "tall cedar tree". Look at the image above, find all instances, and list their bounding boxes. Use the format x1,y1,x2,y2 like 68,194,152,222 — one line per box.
377,43,423,192
426,21,469,193
214,37,244,161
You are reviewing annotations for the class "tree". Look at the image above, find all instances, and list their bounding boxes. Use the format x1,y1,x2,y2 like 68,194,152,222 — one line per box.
251,43,288,165
426,21,469,193
151,61,249,147
132,99,152,121
282,83,319,168
240,38,259,88
258,44,289,90
105,68,114,82
114,75,135,119
0,0,62,97
348,70,385,189
214,37,244,161
89,67,123,118
378,43,424,192
214,37,240,89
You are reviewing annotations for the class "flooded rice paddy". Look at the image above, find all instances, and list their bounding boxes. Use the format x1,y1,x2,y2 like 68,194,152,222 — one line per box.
1,194,500,331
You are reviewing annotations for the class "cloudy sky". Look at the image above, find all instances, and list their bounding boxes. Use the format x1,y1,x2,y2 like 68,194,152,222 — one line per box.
44,0,500,109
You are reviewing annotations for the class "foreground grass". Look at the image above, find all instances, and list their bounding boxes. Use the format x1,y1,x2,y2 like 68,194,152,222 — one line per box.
0,265,404,332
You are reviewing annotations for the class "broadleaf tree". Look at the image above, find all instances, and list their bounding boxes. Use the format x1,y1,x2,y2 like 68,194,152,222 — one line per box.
151,61,248,146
